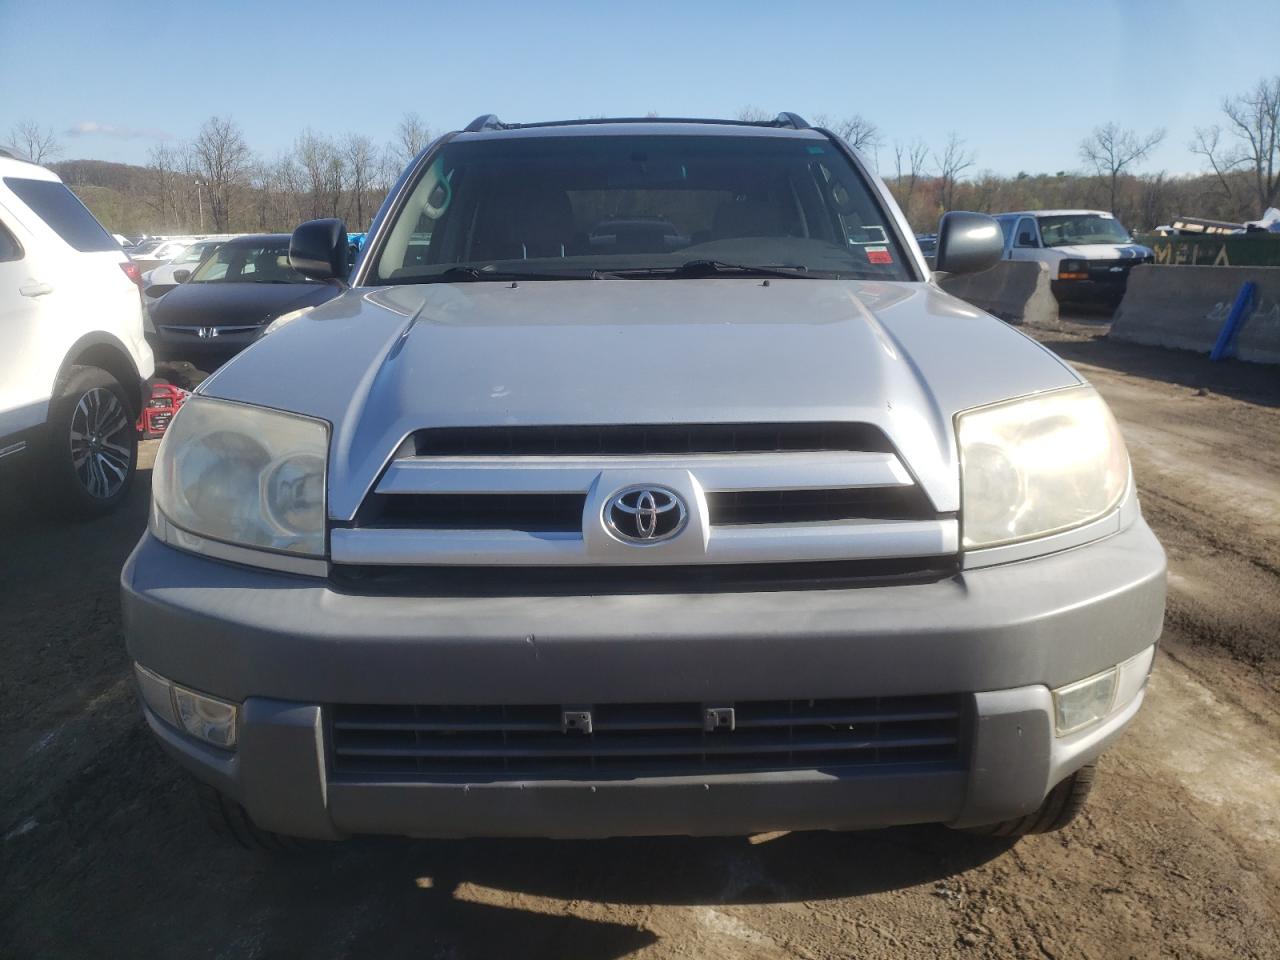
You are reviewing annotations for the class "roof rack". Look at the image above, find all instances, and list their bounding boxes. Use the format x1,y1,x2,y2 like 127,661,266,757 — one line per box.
463,114,506,133
460,113,812,133
772,112,810,130
0,146,34,162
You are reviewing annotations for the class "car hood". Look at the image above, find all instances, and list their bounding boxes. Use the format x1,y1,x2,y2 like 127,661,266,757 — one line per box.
1045,243,1153,260
149,281,336,328
199,279,1080,519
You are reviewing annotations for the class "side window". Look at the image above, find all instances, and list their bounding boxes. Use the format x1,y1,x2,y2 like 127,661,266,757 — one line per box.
2,177,117,252
998,217,1016,248
0,216,22,261
1015,217,1039,248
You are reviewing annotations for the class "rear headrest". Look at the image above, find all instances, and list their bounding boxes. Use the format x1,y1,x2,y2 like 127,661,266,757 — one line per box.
713,197,783,239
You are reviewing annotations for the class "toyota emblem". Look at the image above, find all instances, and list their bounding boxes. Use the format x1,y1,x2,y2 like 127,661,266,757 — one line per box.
604,485,688,543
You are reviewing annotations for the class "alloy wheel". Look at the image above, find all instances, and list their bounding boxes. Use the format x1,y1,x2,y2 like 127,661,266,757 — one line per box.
69,387,133,499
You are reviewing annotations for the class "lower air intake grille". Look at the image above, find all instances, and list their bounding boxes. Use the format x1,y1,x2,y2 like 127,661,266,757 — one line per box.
328,695,966,780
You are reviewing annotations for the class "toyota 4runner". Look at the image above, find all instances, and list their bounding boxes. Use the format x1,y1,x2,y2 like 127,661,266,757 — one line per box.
122,114,1166,846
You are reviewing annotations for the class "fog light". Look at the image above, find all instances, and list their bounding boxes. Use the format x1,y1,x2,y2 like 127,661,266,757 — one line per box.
1052,667,1118,736
173,685,239,749
134,663,177,726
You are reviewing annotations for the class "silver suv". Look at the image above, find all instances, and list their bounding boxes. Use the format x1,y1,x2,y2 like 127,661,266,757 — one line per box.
122,114,1166,847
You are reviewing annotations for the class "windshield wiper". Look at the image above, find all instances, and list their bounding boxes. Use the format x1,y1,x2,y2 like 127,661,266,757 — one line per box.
613,260,813,279
412,265,616,284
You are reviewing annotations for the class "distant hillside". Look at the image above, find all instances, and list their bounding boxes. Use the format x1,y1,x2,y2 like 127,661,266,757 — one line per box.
53,158,153,193
52,159,166,235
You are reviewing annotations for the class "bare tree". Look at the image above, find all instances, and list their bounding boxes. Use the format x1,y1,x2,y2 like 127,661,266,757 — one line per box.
1138,171,1171,232
7,119,61,164
395,112,431,163
178,145,207,233
272,154,306,231
1079,122,1165,216
295,130,349,220
934,132,976,213
191,116,252,231
1190,125,1239,203
296,130,330,220
1209,75,1280,216
892,139,930,226
146,143,182,231
812,113,880,153
343,133,377,229
735,105,772,122
248,160,277,232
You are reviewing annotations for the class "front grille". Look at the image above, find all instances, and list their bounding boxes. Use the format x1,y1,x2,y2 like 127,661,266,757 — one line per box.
412,422,895,456
329,694,967,780
708,487,935,524
364,493,586,532
355,486,939,531
331,420,957,576
1086,257,1151,280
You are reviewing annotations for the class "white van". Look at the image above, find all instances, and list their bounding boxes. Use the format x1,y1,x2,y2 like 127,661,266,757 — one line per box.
995,209,1153,305
0,149,154,516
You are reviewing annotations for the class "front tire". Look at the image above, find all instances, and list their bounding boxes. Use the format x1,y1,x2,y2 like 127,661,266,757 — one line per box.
960,763,1096,837
191,778,305,853
34,365,138,518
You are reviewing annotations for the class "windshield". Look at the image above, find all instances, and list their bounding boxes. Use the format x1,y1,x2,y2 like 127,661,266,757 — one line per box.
189,241,312,283
370,134,912,283
176,242,219,264
1037,214,1132,247
130,240,162,256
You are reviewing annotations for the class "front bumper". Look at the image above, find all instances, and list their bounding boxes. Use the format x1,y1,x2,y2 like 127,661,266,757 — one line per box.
1051,277,1130,303
122,518,1166,839
145,328,260,364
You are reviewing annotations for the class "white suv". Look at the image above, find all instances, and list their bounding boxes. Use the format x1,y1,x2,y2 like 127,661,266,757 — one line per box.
0,149,154,516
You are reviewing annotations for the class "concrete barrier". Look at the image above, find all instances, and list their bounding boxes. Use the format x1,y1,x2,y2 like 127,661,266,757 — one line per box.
937,261,1058,326
1110,265,1280,364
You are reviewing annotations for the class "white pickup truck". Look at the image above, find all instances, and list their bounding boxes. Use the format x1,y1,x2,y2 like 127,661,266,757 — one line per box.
995,209,1153,305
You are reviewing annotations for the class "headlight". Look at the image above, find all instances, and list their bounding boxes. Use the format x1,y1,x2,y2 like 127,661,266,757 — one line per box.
957,385,1128,549
153,396,328,557
261,305,314,336
1058,259,1089,280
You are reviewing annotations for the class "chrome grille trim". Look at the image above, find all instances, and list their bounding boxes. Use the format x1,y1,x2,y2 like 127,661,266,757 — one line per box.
330,519,957,566
333,423,951,569
377,451,913,496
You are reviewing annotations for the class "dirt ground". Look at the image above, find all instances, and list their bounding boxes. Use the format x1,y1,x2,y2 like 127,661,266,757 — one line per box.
2,318,1278,960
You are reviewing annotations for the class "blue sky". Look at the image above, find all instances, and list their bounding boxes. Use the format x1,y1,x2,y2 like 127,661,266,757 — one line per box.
2,0,1277,176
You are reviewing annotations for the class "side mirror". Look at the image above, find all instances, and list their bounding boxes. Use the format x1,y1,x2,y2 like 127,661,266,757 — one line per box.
173,269,191,284
935,211,1003,275
289,218,349,281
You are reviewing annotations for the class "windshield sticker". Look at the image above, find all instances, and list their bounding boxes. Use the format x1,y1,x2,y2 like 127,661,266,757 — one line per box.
866,246,893,265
